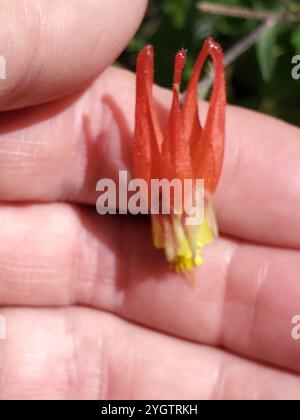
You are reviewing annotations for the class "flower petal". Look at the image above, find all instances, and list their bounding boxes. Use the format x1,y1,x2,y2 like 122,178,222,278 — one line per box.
161,49,192,181
184,38,226,193
134,45,163,183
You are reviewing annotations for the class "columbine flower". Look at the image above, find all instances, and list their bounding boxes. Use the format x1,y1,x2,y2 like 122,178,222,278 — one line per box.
133,38,226,274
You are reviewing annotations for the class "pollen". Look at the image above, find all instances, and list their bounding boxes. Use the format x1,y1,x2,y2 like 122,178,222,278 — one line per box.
170,214,215,273
173,82,180,93
172,253,194,273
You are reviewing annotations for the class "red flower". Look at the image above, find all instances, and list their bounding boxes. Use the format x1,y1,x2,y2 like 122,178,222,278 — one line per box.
134,39,226,274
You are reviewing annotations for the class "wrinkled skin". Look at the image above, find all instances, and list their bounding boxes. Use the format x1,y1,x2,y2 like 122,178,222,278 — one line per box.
0,0,300,400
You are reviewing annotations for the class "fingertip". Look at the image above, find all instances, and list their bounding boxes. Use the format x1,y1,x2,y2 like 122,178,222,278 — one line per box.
0,0,148,111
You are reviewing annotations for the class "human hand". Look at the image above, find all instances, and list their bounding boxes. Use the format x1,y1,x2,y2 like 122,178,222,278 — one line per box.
0,0,300,400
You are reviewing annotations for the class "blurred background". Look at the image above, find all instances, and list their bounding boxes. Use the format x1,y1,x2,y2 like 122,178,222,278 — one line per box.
119,0,300,126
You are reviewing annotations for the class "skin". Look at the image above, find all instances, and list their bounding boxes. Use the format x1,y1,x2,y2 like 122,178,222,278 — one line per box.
0,0,300,400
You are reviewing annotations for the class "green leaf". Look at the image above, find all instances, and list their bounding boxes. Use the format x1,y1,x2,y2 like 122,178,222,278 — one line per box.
291,27,300,55
161,0,193,29
127,37,146,53
256,24,279,82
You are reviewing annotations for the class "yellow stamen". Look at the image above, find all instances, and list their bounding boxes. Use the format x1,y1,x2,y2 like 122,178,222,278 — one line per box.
151,207,217,274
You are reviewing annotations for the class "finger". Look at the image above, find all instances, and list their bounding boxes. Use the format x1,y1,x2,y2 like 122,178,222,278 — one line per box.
0,67,299,247
1,307,300,400
0,0,147,110
214,104,300,249
1,203,300,375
